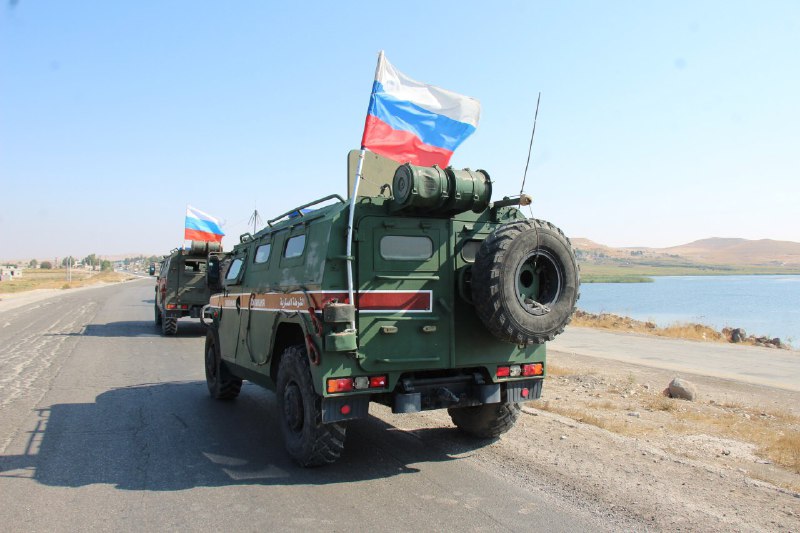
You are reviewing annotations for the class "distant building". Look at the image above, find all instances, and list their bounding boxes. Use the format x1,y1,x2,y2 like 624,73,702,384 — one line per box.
0,265,23,281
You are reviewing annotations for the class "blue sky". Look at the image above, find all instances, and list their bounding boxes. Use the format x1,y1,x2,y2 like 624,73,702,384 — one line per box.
1,1,798,259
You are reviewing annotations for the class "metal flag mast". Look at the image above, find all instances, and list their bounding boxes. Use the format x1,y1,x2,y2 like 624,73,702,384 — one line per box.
345,50,384,329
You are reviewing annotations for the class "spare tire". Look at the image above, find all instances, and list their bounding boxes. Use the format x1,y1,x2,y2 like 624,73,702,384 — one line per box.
471,219,580,344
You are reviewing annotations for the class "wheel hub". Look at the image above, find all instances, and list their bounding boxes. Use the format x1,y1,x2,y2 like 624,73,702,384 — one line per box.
515,249,563,316
283,382,304,432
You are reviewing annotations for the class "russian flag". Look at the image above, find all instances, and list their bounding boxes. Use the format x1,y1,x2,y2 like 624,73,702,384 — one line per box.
184,206,225,243
361,53,480,168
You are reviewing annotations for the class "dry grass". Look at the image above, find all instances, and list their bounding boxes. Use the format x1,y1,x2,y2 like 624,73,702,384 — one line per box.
0,269,133,294
767,432,800,473
572,311,724,343
537,401,628,433
571,310,792,349
545,364,574,377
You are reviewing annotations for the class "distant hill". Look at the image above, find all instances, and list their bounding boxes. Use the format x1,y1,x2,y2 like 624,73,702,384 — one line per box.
573,237,800,268
661,238,800,266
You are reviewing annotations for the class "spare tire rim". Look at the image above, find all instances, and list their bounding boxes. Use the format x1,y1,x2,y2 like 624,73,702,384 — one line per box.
514,249,563,316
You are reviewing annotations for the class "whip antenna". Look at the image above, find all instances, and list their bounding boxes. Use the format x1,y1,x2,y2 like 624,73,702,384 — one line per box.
519,92,541,216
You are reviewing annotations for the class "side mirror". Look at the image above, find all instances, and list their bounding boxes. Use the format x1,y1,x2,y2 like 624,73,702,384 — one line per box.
207,256,221,289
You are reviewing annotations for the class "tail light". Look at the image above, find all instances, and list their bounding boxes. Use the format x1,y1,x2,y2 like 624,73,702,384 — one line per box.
328,375,388,394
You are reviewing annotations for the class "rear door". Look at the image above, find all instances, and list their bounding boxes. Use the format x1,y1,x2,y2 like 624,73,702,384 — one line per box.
356,216,452,373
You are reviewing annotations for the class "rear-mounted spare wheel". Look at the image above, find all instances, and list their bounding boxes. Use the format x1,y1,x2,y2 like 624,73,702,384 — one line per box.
471,219,580,344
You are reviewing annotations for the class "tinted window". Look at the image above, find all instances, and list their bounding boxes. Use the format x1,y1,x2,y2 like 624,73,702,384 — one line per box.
461,240,482,263
226,258,244,281
255,243,271,264
380,236,433,260
284,235,306,258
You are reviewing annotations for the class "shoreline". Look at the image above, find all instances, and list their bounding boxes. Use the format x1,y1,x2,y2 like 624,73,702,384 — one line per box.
572,309,795,351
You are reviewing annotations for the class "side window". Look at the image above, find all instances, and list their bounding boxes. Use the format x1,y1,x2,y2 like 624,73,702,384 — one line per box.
225,258,244,282
284,234,306,259
255,243,272,264
380,235,433,260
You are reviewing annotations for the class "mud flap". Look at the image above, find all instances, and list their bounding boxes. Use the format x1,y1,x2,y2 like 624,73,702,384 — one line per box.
322,395,370,423
505,379,543,403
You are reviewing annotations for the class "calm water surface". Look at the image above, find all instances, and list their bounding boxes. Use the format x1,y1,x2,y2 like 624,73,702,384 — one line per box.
577,275,800,344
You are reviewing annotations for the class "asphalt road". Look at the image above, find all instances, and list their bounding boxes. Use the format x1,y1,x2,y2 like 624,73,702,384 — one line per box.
550,326,800,391
0,279,605,532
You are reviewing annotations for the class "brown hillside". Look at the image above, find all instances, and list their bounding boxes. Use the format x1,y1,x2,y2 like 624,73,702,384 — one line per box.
663,238,800,266
573,237,800,267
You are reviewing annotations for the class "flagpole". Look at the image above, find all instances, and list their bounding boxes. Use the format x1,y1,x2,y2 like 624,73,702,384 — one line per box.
345,51,384,329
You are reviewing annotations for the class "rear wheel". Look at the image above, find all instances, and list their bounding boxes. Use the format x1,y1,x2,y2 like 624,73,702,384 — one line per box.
277,345,346,467
448,402,521,438
205,332,242,400
161,316,178,336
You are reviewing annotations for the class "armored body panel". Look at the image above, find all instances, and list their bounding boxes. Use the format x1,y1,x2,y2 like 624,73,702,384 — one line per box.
204,162,580,466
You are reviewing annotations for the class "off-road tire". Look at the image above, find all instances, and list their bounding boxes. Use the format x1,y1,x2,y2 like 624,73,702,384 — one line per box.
277,345,346,467
471,219,580,344
161,316,178,336
448,402,521,438
154,303,162,326
205,332,242,400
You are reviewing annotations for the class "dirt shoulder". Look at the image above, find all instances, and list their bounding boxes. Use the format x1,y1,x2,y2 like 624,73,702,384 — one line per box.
0,276,143,315
381,351,800,531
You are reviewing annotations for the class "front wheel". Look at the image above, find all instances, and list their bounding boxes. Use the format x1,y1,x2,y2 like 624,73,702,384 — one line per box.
277,345,346,467
448,402,521,438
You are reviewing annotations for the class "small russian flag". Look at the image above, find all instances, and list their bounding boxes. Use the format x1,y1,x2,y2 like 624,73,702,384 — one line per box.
361,53,481,168
184,206,225,243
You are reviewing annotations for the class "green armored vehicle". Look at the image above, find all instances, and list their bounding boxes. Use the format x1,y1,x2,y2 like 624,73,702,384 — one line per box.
155,241,222,335
203,158,579,466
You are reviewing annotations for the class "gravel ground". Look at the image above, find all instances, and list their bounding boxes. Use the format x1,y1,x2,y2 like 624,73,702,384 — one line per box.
381,350,800,531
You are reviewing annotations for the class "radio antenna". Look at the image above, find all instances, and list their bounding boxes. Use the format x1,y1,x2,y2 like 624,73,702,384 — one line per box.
248,205,262,234
519,92,541,217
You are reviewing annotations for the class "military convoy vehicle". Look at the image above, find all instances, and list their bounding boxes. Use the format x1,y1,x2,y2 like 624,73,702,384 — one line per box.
203,158,580,466
154,241,222,335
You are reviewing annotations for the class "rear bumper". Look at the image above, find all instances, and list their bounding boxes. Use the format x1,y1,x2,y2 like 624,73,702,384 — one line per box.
320,376,543,424
163,305,205,319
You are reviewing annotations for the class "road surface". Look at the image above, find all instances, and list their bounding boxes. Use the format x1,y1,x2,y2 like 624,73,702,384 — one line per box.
550,326,800,391
0,279,607,532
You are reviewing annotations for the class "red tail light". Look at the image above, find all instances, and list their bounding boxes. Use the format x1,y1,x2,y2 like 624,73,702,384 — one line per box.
369,375,387,388
326,378,354,393
497,366,510,377
522,363,544,376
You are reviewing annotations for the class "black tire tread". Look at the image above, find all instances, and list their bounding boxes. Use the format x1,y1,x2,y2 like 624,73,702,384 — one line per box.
278,345,345,467
448,402,520,438
162,317,178,336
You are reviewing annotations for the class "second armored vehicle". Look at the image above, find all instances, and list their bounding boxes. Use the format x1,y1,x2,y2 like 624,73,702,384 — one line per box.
154,241,222,335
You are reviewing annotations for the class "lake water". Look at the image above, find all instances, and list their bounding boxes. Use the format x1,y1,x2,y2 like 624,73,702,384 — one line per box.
577,275,800,344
